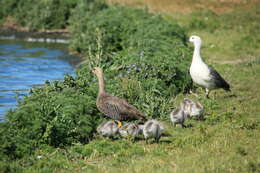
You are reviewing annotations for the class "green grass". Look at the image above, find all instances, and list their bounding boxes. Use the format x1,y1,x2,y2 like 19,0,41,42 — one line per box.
171,8,260,63
1,2,260,173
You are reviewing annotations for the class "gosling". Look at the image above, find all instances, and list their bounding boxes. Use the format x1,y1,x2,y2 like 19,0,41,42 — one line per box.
97,121,119,138
119,123,143,141
170,107,188,128
170,98,204,128
182,98,204,120
143,120,164,143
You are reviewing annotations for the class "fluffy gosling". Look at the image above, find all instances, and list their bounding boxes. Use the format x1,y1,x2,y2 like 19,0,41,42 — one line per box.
97,121,119,138
182,98,204,119
170,98,204,128
143,120,164,143
119,123,143,141
170,107,188,128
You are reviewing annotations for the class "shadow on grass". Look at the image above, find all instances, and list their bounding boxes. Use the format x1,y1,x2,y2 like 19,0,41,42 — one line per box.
224,93,237,98
159,139,173,144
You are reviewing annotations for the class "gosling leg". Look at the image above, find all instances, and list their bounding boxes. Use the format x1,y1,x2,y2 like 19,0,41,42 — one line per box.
116,120,123,128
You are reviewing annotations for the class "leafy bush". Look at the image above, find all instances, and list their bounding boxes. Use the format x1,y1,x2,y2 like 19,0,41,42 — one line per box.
0,3,192,160
0,0,77,30
0,0,18,18
16,0,78,30
0,76,101,160
70,6,192,117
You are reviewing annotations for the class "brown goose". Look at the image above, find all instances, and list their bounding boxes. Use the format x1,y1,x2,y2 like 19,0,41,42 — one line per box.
92,67,147,127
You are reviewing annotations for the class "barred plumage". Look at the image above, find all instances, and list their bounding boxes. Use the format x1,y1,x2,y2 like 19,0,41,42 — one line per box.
92,67,147,122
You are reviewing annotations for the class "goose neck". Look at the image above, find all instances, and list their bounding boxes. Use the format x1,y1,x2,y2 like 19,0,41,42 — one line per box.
192,44,203,63
97,73,106,96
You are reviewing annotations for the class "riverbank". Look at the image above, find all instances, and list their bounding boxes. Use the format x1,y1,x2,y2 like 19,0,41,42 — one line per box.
0,0,259,172
0,17,70,43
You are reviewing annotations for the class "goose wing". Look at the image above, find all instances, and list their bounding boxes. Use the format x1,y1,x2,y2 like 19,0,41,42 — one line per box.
208,66,230,91
97,95,146,121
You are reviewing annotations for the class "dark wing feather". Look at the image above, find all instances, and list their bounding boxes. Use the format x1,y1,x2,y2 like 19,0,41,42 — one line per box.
97,95,146,121
208,66,230,91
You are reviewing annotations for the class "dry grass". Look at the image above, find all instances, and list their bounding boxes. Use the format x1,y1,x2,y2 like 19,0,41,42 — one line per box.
108,0,260,14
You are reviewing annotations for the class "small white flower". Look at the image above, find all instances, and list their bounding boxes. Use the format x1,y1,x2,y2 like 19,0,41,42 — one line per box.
37,155,43,159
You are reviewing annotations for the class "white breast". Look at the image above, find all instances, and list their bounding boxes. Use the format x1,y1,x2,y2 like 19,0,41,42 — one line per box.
190,61,212,89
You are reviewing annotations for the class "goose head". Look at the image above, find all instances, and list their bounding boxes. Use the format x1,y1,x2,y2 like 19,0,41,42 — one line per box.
91,67,103,77
189,35,202,46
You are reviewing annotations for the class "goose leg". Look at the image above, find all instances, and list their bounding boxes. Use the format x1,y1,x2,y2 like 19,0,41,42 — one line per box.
155,136,160,144
189,89,199,97
205,88,210,98
181,123,187,128
116,120,123,128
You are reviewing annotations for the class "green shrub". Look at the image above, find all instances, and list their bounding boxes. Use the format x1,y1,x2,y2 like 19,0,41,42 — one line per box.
15,0,78,30
0,76,101,160
0,0,79,30
70,6,192,117
0,4,192,160
0,0,18,18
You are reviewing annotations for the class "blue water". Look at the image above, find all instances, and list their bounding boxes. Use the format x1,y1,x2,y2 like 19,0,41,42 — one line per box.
0,40,75,119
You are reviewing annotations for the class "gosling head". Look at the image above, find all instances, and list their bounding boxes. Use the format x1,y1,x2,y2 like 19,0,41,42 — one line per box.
138,115,147,122
189,35,202,46
91,67,103,77
190,102,204,117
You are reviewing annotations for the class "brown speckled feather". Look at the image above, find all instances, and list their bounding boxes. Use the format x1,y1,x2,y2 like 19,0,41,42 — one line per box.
97,93,146,121
92,67,146,122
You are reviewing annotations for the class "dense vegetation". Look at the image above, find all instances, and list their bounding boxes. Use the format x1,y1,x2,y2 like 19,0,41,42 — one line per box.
0,0,192,163
0,76,102,160
0,0,103,30
70,5,192,115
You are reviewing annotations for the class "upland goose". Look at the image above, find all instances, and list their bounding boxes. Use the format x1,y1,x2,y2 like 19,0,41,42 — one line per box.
97,121,119,137
92,67,147,127
143,120,164,143
119,123,143,140
189,35,230,98
182,98,204,119
170,98,204,127
170,107,188,128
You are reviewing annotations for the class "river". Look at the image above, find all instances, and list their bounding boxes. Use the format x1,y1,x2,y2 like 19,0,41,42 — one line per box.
0,39,76,119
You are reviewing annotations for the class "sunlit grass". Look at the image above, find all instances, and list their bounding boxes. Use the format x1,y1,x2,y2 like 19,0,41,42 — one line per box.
108,0,260,13
2,59,260,172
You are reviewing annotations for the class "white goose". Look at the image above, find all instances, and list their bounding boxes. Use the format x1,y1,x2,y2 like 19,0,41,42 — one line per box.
189,35,230,98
